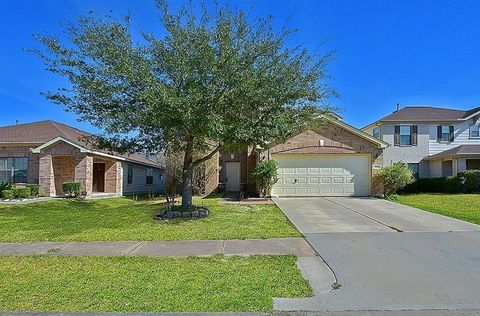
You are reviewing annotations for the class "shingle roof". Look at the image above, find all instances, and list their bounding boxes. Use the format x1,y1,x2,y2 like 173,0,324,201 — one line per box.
379,106,471,122
0,120,162,168
428,145,480,159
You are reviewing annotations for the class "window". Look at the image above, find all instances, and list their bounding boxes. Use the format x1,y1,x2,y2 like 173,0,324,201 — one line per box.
437,125,453,142
400,125,412,146
0,157,28,183
127,164,133,184
407,163,419,179
373,127,381,140
146,168,154,185
470,124,480,138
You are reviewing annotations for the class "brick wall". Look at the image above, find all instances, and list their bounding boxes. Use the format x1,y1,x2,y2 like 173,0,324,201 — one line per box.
104,160,122,194
52,156,75,195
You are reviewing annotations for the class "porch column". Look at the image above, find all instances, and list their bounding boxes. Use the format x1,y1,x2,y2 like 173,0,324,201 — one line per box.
105,161,123,195
39,154,55,196
75,154,93,195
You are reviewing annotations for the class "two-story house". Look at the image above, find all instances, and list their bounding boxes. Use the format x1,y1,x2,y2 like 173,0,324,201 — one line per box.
363,106,480,178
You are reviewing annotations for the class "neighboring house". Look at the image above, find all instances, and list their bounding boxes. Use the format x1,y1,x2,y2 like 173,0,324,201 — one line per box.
0,120,164,197
212,115,388,197
362,106,480,178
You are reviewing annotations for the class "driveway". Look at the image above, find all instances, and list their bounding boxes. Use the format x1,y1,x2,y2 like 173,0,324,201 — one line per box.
273,197,480,312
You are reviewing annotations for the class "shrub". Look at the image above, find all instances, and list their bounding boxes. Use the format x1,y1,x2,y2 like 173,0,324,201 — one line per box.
250,160,279,197
373,163,414,197
62,182,81,197
458,169,480,193
13,187,31,199
25,184,40,197
0,181,12,197
2,189,14,199
444,176,464,193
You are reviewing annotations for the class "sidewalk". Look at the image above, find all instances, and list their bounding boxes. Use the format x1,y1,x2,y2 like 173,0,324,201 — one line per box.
0,238,315,257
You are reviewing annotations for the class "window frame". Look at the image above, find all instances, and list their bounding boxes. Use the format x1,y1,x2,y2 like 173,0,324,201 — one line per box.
441,125,450,142
0,157,28,184
399,125,412,146
469,124,480,139
407,163,420,179
127,164,134,185
146,168,154,185
372,127,381,140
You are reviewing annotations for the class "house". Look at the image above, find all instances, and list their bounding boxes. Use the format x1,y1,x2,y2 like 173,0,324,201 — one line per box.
362,106,480,178
0,120,164,197
215,115,388,197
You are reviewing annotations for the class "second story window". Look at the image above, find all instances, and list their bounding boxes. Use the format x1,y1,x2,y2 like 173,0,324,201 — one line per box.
437,125,454,142
373,127,381,140
394,125,417,146
470,124,480,138
400,126,411,145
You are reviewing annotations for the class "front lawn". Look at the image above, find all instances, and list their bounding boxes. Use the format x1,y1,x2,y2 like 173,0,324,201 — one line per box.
0,254,311,312
396,194,480,225
0,196,300,242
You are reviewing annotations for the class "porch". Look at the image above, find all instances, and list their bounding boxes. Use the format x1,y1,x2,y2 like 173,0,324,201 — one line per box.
427,145,480,177
38,142,122,197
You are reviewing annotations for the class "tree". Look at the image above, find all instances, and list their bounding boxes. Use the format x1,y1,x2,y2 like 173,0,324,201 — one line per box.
373,163,414,197
33,0,335,209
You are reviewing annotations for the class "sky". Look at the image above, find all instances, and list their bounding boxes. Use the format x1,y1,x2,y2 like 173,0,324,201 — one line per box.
1,0,479,133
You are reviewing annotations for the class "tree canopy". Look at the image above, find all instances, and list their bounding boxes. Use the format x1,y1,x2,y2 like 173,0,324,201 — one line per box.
33,0,336,207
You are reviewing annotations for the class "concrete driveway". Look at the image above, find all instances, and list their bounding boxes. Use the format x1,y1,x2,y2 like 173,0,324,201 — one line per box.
273,197,480,312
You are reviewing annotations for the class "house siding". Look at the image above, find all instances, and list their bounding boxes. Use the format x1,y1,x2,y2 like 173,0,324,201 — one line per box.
428,118,480,155
122,162,164,195
381,123,430,163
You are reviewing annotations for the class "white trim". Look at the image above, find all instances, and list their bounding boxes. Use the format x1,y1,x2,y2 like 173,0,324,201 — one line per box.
31,137,162,169
459,110,480,121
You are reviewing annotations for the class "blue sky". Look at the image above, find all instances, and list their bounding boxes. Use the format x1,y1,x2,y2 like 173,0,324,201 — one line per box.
1,0,479,133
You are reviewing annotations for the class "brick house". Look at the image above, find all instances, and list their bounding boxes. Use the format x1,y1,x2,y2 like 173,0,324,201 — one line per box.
214,115,387,197
0,120,164,197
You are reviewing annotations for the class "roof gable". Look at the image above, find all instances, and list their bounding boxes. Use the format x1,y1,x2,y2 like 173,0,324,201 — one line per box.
0,120,162,168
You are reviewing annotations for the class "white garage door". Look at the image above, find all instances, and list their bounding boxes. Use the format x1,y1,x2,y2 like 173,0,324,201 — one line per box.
271,155,370,197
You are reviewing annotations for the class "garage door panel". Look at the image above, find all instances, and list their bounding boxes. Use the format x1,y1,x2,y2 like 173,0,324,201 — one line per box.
272,155,370,197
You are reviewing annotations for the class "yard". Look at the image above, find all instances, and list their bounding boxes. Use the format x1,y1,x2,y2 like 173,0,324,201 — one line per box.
396,194,480,225
0,196,300,242
0,254,311,312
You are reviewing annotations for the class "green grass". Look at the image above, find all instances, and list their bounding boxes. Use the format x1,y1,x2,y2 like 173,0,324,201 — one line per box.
0,196,300,242
0,255,311,312
396,193,480,225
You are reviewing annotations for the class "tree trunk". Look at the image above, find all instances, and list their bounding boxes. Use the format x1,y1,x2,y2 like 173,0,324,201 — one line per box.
181,137,194,209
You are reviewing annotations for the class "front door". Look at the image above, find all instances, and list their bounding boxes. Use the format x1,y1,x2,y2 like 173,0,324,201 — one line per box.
93,163,105,192
225,162,241,192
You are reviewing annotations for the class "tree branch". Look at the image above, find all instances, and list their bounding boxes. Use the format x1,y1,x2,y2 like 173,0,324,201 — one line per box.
192,145,222,166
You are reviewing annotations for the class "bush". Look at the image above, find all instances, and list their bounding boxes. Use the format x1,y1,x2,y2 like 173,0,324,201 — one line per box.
62,182,81,197
444,176,464,193
250,160,279,197
13,187,31,199
458,170,480,193
25,184,40,197
1,189,14,199
373,163,414,196
0,181,12,197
